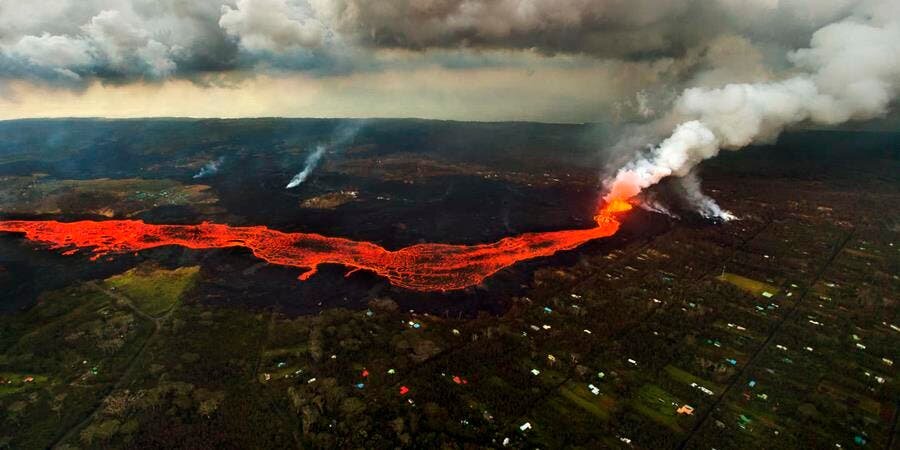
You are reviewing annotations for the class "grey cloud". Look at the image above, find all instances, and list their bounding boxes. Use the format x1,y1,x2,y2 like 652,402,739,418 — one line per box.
312,0,701,57
312,0,865,57
83,10,177,77
0,0,892,97
220,0,324,52
7,33,93,69
0,0,237,85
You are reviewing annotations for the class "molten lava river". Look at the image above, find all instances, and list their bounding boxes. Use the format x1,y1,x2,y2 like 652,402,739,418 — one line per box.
0,201,631,291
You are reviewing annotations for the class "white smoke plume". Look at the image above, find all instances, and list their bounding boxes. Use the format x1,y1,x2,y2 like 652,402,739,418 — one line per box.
286,144,326,188
637,192,680,219
285,121,365,189
193,156,225,179
604,15,900,219
677,170,736,221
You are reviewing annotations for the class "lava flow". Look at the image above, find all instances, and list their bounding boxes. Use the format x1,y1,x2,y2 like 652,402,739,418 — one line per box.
0,200,632,291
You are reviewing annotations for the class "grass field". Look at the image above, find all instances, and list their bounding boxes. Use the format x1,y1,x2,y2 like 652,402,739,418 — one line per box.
0,176,219,217
717,272,780,297
103,265,200,317
632,384,684,432
558,381,613,420
0,373,49,397
664,365,725,395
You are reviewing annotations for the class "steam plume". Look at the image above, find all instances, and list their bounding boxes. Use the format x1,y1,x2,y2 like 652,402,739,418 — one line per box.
604,17,900,219
286,121,365,189
677,170,735,221
286,145,326,188
193,156,225,179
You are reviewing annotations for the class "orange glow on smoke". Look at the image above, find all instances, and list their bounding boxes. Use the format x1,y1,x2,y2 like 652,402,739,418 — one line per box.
0,205,629,291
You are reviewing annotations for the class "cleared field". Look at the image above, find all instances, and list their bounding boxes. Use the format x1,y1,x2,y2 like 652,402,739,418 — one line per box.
300,191,358,209
0,373,49,396
0,176,219,217
664,365,725,395
717,272,780,297
103,265,200,317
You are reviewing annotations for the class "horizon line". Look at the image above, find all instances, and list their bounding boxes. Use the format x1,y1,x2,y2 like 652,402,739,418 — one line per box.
0,115,595,126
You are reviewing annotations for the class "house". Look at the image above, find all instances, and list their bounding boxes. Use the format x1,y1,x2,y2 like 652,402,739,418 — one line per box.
677,404,694,415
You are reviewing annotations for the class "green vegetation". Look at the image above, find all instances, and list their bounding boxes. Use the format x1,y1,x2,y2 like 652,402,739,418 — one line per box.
103,265,200,317
717,272,779,297
632,384,684,432
0,176,219,217
0,285,155,449
558,381,612,420
0,372,50,396
664,365,725,395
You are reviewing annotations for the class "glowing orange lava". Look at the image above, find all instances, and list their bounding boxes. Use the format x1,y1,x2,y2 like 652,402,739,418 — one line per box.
0,202,630,291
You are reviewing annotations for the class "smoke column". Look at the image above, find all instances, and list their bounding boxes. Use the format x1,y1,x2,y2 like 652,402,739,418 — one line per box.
677,170,735,221
286,121,365,189
286,145,326,188
193,156,225,179
604,16,900,219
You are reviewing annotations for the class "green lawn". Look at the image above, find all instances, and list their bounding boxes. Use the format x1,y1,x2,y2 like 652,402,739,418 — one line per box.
717,273,779,297
632,384,684,432
0,373,50,397
558,381,613,420
103,265,200,317
664,365,725,394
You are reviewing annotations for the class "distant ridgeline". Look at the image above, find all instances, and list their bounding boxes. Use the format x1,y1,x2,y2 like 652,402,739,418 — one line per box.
0,118,602,180
0,118,894,181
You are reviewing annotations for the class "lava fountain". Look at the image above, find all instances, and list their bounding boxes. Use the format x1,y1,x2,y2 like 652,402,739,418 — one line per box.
0,201,632,291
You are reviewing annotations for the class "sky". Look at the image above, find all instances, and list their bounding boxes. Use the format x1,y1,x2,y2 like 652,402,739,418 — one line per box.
0,0,896,122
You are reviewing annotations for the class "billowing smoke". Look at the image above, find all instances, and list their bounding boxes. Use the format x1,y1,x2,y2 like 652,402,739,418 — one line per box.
677,170,736,221
286,144,326,188
193,156,225,179
637,192,679,219
604,15,900,219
